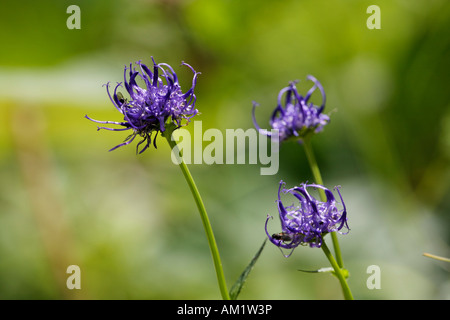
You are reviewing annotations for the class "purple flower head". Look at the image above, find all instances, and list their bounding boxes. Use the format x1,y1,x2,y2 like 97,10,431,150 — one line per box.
252,76,329,142
265,180,349,256
86,57,200,153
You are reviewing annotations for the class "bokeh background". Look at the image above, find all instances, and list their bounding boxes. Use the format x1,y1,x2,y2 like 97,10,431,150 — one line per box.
0,0,449,299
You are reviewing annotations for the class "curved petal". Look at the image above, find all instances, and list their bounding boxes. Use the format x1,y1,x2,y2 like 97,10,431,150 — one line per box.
306,75,326,113
104,82,122,113
108,132,137,152
252,101,272,137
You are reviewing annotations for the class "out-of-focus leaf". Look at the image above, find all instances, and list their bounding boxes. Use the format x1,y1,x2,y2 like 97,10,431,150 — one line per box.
229,239,267,300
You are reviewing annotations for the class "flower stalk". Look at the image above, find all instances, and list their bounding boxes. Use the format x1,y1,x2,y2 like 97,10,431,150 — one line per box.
302,136,344,267
163,126,230,300
321,241,354,300
303,136,352,298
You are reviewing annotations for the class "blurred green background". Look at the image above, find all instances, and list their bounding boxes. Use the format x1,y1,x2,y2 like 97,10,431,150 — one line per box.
0,0,449,299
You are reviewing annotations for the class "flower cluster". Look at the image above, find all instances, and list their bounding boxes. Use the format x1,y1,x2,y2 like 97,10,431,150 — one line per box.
86,57,200,153
252,75,329,142
265,181,348,255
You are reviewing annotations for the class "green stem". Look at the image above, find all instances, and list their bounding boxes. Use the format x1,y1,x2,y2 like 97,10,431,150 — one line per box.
164,129,230,300
302,137,344,268
321,241,353,300
302,136,353,299
423,252,450,263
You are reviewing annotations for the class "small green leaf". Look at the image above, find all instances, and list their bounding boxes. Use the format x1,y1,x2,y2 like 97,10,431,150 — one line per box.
229,239,267,300
298,267,335,273
298,267,350,279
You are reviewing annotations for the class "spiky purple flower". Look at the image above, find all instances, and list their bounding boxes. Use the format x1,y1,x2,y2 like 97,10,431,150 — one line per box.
86,57,200,153
252,76,329,142
265,180,349,256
